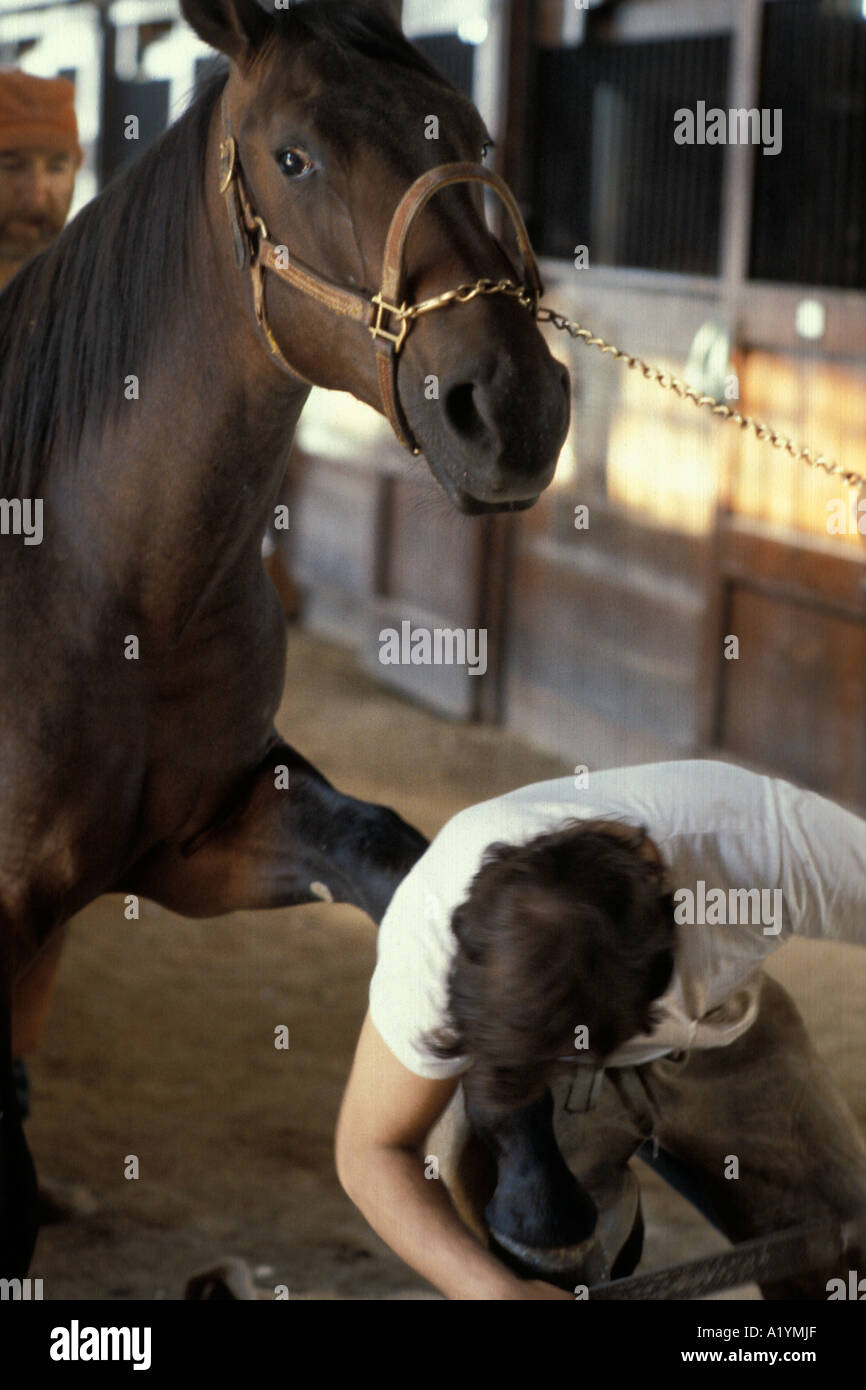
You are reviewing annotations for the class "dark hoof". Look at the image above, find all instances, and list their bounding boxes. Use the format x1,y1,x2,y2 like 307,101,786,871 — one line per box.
489,1167,644,1292
184,1258,257,1300
489,1228,608,1292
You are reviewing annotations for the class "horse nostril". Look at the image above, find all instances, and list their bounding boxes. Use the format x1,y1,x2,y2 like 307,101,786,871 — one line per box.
445,382,489,444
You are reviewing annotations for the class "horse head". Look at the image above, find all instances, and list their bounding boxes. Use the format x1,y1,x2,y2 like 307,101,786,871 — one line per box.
181,0,571,514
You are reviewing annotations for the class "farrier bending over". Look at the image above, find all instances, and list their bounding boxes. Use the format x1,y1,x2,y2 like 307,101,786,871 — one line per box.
336,760,866,1300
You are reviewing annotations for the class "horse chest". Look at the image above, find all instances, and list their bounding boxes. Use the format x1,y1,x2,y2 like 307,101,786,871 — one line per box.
150,592,286,777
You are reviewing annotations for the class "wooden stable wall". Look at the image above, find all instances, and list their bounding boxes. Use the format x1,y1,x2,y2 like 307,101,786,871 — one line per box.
708,526,866,807
498,267,720,762
707,347,866,808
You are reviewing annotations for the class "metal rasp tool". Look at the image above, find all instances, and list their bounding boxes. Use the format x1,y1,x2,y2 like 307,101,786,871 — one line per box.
584,1218,864,1300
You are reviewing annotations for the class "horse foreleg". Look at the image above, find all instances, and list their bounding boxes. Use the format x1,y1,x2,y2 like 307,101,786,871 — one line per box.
125,741,428,925
464,1088,614,1292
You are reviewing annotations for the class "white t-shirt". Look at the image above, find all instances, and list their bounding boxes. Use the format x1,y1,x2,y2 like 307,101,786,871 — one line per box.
369,761,866,1079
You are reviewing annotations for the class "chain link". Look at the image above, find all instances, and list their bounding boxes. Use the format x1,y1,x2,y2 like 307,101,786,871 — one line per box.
537,306,866,491
406,276,534,321
453,277,536,309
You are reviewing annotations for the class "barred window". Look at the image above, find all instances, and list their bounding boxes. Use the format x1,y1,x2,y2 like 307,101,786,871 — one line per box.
530,35,730,276
750,0,866,290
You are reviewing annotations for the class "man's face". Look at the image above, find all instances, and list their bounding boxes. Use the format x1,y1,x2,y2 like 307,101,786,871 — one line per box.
0,146,76,265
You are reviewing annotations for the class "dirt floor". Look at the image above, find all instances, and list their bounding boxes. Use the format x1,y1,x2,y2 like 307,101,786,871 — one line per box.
26,630,866,1301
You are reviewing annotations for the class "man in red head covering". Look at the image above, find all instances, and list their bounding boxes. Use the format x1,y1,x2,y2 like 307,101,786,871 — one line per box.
0,69,83,290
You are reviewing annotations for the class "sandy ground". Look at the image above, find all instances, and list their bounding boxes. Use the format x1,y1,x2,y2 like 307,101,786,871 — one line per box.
25,631,866,1300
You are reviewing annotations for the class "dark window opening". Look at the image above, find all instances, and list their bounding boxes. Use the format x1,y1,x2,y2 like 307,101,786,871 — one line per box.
531,36,730,276
751,0,866,290
101,77,170,182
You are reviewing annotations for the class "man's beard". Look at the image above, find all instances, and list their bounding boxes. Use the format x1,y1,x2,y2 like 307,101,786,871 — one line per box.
0,215,63,261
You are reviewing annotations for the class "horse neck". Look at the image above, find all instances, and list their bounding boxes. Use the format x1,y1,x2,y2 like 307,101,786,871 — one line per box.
67,109,310,636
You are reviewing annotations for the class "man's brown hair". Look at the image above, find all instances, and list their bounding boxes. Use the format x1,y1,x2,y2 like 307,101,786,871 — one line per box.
426,819,677,1111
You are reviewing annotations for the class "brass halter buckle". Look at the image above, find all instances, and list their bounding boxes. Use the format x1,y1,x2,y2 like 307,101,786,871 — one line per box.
369,293,410,354
218,135,237,195
369,280,535,357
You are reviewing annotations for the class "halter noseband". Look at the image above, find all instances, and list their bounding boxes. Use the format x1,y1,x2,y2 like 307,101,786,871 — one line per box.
218,99,543,454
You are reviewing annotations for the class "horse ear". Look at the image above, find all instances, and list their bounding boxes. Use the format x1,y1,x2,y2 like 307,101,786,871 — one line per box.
180,0,273,65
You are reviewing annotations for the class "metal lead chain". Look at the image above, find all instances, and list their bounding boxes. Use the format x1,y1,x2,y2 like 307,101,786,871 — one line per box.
407,276,535,322
453,277,536,309
537,307,866,491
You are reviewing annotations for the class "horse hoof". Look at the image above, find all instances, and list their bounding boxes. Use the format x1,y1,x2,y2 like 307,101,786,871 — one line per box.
488,1167,644,1291
488,1228,609,1291
184,1257,257,1300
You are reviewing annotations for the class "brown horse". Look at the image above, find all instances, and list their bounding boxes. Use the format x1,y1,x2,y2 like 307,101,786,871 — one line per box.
0,0,569,1276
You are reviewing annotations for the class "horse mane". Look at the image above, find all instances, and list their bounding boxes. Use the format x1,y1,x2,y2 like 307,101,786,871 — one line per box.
0,66,228,496
0,3,448,495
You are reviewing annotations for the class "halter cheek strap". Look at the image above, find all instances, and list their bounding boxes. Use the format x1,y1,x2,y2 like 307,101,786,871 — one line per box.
218,99,543,453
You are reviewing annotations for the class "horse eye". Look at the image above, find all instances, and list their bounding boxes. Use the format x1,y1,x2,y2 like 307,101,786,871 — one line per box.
481,141,494,163
277,148,314,179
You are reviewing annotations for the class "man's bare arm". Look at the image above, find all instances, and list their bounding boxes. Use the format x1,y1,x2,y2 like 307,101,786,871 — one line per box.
335,1010,571,1300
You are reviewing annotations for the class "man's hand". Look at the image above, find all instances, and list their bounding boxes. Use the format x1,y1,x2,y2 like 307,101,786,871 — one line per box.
501,1278,576,1300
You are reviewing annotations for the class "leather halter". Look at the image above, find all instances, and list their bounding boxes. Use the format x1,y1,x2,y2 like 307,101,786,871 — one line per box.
217,98,543,453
